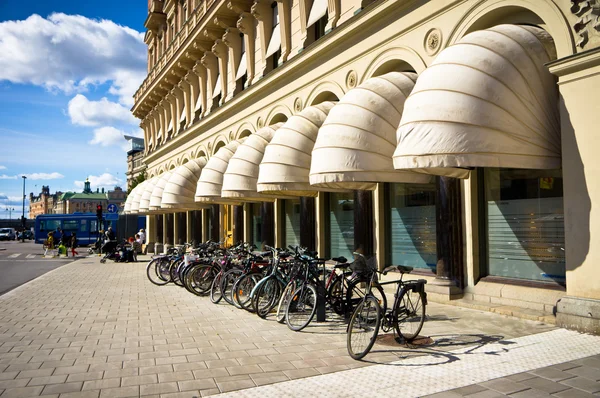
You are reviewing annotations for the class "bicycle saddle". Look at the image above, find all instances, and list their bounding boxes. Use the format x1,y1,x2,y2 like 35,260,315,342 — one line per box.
331,256,347,263
382,265,414,275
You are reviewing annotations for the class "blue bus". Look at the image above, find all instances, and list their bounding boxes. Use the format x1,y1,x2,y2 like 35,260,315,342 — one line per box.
34,213,111,246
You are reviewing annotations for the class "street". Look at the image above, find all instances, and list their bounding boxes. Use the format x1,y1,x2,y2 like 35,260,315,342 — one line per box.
0,240,74,296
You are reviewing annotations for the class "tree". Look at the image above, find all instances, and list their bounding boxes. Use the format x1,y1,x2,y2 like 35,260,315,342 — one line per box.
128,171,147,194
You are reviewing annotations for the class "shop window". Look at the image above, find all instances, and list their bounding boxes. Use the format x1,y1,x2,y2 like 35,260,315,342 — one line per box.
327,192,354,259
283,199,300,248
482,168,565,284
386,183,436,270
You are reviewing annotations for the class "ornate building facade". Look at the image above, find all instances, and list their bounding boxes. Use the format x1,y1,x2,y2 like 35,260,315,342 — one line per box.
128,0,600,333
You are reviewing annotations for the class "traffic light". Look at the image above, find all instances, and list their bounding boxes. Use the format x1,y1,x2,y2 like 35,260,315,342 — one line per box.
96,205,103,219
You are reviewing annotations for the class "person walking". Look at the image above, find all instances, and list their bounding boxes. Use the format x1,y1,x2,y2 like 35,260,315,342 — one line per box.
70,232,79,257
44,231,55,258
138,229,146,244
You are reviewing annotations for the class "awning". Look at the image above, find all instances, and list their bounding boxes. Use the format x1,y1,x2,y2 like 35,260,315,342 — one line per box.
257,102,338,196
212,75,221,98
307,0,327,29
161,158,208,210
129,181,148,214
123,186,137,214
265,24,281,58
195,139,247,204
149,171,173,213
393,25,560,178
222,123,289,201
138,176,160,214
309,72,432,190
236,51,247,80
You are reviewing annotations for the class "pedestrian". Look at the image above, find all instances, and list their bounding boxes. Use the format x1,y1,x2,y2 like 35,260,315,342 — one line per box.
61,231,71,257
106,227,116,241
54,227,62,243
44,231,55,258
138,229,146,244
70,232,79,257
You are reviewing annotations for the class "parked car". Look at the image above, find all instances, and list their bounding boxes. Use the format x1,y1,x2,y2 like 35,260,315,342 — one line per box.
0,228,17,241
18,230,34,240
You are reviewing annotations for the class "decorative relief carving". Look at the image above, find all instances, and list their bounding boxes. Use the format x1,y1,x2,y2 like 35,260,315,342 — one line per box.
257,117,264,128
571,0,600,48
294,97,302,112
424,28,443,56
346,70,358,89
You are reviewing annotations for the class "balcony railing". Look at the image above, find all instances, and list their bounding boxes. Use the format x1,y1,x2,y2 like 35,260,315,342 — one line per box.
134,0,216,107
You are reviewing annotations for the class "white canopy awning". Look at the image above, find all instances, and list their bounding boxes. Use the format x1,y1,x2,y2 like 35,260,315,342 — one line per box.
265,24,281,58
129,181,148,214
161,158,208,210
212,75,221,98
307,0,328,29
309,72,432,190
195,139,247,205
149,171,173,213
258,102,339,196
222,124,290,201
123,186,137,214
138,176,160,213
393,25,560,178
236,51,247,81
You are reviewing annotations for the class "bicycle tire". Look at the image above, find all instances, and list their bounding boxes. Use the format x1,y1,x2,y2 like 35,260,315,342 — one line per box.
276,282,295,324
394,287,426,341
235,273,261,312
146,258,169,285
285,283,317,332
328,275,344,315
221,269,244,306
210,271,224,304
254,278,281,318
347,295,381,360
184,264,216,296
169,259,184,287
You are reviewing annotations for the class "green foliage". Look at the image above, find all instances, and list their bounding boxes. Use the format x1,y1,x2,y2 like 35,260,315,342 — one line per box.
128,171,147,194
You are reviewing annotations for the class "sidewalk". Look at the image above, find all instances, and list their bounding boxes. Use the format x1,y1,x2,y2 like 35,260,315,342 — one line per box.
0,255,598,398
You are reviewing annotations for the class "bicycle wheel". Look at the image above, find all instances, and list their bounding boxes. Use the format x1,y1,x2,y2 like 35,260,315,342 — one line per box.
184,264,216,296
209,271,224,304
346,279,387,317
170,259,184,287
235,273,261,312
328,275,344,315
394,287,426,341
221,269,244,306
146,258,170,285
254,278,281,319
285,283,317,332
276,282,295,324
347,295,381,360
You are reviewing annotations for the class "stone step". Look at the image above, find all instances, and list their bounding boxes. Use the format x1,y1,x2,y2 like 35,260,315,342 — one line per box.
445,298,556,325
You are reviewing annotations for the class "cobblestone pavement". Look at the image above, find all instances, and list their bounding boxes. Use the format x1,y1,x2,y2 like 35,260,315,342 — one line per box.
0,256,598,398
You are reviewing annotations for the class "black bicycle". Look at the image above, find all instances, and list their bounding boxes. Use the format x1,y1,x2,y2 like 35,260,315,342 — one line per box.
346,263,427,360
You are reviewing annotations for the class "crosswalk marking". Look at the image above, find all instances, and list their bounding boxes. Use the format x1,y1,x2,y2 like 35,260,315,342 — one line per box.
8,254,20,258
26,254,37,259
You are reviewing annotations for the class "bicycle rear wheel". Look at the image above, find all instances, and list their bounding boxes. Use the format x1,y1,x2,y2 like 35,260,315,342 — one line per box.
210,271,224,304
235,273,261,312
285,283,317,332
170,259,184,287
347,295,381,360
221,269,243,306
394,288,426,341
276,282,295,324
184,264,216,296
146,258,170,285
254,278,281,318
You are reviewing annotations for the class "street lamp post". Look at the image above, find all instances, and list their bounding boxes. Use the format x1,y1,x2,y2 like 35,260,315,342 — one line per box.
22,176,27,242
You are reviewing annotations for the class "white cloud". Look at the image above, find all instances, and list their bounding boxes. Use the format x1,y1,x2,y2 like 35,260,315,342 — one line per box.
0,174,17,180
68,94,138,127
0,193,7,200
74,173,122,190
0,13,146,105
0,166,6,170
22,172,64,180
89,126,143,151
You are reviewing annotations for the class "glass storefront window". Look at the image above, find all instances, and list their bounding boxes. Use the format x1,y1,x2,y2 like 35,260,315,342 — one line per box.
387,183,436,270
484,168,565,284
283,199,300,248
328,192,354,259
251,203,263,250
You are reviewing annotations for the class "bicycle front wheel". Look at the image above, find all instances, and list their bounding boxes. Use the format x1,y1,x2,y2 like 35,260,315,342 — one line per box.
235,273,261,312
221,269,244,306
254,278,281,318
184,264,216,296
394,288,426,341
146,258,170,285
347,295,381,360
285,283,317,332
209,272,224,304
276,282,295,324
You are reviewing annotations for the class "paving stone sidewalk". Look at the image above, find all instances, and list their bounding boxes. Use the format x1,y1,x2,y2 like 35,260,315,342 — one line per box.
0,255,596,398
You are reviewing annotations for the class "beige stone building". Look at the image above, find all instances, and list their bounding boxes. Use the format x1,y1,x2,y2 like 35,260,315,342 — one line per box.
128,0,600,333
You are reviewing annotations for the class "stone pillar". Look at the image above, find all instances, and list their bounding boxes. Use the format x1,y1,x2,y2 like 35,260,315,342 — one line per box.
261,201,275,247
354,190,373,256
549,49,600,334
300,196,316,251
233,205,244,244
431,176,463,299
165,213,174,250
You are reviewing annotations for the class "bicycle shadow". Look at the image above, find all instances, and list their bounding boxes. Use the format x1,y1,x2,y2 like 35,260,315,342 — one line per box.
360,333,516,366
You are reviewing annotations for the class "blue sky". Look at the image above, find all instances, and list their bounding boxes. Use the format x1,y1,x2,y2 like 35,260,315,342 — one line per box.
0,0,149,217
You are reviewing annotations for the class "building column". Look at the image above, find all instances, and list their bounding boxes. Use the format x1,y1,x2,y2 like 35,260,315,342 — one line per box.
354,190,373,257
165,213,174,250
201,52,219,115
550,50,600,334
192,61,208,120
300,196,316,251
222,27,242,101
250,1,272,81
146,215,156,254
212,40,229,106
236,12,256,87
